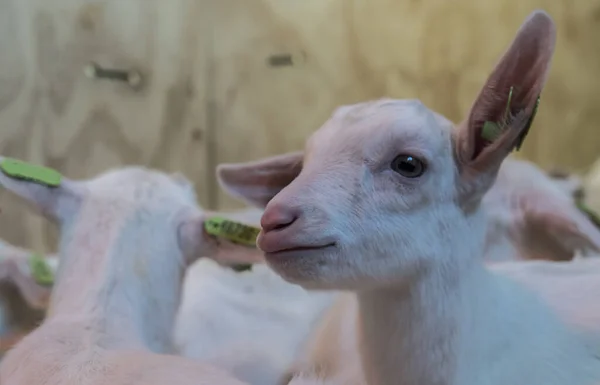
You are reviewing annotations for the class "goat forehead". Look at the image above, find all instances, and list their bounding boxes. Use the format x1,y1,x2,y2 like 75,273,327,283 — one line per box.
307,99,451,160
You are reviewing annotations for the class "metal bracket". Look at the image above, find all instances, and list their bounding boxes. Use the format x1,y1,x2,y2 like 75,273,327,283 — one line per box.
83,61,143,89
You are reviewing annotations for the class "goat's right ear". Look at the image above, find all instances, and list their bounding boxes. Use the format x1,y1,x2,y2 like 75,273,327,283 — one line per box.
0,156,84,222
216,151,303,208
454,10,556,197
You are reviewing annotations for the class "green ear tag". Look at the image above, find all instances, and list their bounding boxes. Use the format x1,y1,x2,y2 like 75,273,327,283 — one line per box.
204,217,261,247
481,86,514,143
230,264,253,272
481,121,503,142
28,253,55,286
0,158,62,187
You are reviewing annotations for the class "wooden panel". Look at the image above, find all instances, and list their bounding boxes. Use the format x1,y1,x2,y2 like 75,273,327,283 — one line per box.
1,0,599,244
212,0,600,209
0,0,210,252
210,0,382,209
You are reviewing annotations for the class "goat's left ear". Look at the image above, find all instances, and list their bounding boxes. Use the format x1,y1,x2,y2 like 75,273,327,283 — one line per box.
177,211,265,266
216,151,303,208
519,190,600,260
0,156,84,222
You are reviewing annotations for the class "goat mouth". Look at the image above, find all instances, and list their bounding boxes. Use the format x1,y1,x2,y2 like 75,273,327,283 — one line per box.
265,243,336,255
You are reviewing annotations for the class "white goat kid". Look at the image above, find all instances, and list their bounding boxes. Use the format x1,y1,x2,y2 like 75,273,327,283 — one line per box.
174,207,336,385
0,161,260,385
0,208,335,385
215,10,600,385
184,154,600,385
292,156,600,384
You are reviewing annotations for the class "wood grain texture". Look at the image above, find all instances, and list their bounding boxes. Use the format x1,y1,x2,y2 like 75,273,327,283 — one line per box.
212,0,600,209
0,0,599,250
0,0,211,252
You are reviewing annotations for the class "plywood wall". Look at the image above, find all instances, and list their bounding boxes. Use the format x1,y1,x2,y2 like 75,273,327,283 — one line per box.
1,0,599,251
211,0,600,208
0,0,213,251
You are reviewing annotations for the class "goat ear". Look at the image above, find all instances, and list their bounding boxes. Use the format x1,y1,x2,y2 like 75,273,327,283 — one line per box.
518,190,600,261
216,151,303,208
0,156,84,222
177,211,265,266
454,11,556,193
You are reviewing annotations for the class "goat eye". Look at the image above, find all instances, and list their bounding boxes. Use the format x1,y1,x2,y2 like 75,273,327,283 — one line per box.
390,155,425,178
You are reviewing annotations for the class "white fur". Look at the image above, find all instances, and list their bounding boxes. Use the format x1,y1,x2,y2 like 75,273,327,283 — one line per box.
174,259,335,385
0,207,335,385
490,257,600,336
0,162,250,385
173,206,336,385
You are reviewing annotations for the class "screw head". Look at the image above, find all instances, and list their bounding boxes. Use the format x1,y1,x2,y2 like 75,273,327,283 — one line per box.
83,63,98,79
127,71,142,87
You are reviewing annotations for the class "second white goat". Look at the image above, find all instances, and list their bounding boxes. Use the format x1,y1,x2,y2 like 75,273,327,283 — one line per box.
0,161,260,385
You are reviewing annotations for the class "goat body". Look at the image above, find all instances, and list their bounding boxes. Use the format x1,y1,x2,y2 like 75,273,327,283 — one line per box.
0,163,254,385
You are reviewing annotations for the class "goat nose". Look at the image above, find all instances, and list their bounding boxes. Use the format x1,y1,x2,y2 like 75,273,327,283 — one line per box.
261,204,299,233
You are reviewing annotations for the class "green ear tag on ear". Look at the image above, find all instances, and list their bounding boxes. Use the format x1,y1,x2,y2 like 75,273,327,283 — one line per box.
0,158,62,187
230,264,253,272
28,253,55,286
482,86,515,143
481,121,503,142
204,217,261,247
